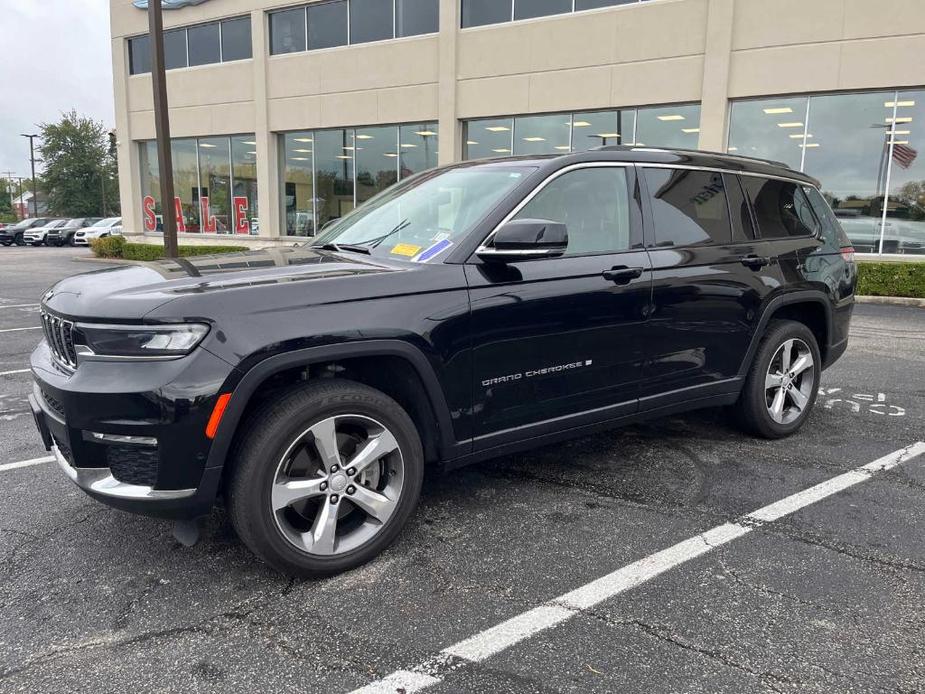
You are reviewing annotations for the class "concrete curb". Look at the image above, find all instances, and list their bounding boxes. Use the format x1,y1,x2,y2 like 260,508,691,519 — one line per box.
856,295,925,308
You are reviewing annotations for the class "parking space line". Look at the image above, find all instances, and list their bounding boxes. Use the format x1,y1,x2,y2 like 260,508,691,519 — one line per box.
0,326,40,333
0,304,39,310
349,441,925,694
0,456,54,473
0,369,30,376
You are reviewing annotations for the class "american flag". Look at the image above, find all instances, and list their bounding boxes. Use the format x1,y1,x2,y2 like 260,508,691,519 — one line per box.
892,142,918,169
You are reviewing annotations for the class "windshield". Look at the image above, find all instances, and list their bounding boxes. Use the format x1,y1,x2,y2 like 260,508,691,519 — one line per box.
311,165,534,261
98,217,120,227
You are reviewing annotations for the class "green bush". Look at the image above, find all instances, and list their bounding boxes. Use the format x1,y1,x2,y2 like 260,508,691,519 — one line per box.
90,235,127,258
90,237,246,261
857,261,925,298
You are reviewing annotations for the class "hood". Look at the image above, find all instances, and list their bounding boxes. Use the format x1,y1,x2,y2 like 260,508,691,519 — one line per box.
42,247,405,320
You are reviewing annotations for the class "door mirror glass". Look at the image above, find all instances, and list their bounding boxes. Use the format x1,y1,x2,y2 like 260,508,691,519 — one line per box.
477,218,568,262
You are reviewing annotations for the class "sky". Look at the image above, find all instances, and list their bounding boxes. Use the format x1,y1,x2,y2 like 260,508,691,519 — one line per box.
0,0,114,180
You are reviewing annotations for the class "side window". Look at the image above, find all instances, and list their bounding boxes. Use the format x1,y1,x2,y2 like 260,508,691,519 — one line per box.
512,168,631,256
803,186,848,248
644,168,731,247
741,177,818,239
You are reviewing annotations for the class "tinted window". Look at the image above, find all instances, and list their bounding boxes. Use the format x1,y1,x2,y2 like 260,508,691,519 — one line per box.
187,22,220,66
270,8,306,54
350,0,394,43
164,29,187,69
462,0,512,27
308,1,348,50
221,17,252,61
576,0,637,8
740,177,817,239
803,185,848,248
513,0,571,20
644,168,731,247
514,168,631,255
725,174,755,242
396,0,439,36
129,35,151,75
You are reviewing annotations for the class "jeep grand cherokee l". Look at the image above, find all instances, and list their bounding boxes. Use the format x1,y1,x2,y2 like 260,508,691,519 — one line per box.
30,147,856,577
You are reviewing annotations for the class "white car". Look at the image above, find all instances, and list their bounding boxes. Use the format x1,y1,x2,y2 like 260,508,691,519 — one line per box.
73,217,123,246
23,219,69,246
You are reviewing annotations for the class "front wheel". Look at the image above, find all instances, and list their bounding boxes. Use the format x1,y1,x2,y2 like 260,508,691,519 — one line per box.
734,320,821,439
227,379,424,577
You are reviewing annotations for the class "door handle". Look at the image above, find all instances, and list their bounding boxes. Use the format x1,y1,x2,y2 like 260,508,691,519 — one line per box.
740,254,770,269
602,266,644,284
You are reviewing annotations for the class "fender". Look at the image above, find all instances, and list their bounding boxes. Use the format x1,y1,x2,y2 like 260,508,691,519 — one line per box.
737,290,833,379
204,340,463,472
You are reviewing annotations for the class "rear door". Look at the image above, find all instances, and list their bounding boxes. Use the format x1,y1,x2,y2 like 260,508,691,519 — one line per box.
640,167,782,405
466,164,652,445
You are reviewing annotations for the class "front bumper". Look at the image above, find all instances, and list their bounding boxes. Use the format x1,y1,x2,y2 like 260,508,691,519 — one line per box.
29,340,235,520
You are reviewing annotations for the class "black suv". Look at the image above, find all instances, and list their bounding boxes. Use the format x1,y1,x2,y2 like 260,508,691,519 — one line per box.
1,217,51,246
46,217,102,247
30,148,856,576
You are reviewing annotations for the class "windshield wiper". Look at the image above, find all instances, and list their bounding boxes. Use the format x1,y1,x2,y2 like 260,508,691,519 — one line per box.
317,242,372,255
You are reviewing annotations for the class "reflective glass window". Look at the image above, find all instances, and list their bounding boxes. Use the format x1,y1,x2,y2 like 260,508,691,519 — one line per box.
129,35,151,75
308,1,348,50
801,91,891,253
513,0,571,21
356,126,399,204
570,110,634,151
883,89,925,255
464,118,513,159
197,137,231,233
221,17,252,61
231,137,258,234
462,0,512,27
515,167,631,255
139,140,161,227
635,104,701,148
164,29,187,70
314,129,355,229
399,123,439,178
727,97,808,170
350,0,394,44
187,22,221,66
513,114,571,155
270,8,306,54
282,132,315,236
396,0,439,36
576,0,637,9
645,168,731,246
171,138,201,232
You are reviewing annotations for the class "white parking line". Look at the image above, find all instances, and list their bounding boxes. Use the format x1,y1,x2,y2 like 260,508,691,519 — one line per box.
0,369,30,376
0,456,54,473
350,441,925,694
0,326,40,333
0,304,39,310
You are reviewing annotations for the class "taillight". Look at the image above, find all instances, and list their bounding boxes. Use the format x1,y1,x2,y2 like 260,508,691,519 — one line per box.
840,246,855,263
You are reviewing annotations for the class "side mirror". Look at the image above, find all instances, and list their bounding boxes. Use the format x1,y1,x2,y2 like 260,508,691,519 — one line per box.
476,218,568,263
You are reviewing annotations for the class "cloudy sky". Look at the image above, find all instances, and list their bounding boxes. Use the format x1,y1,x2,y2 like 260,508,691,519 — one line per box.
0,0,114,179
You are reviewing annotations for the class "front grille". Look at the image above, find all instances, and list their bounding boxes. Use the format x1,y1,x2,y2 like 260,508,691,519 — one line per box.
42,389,65,418
106,445,159,487
41,310,78,368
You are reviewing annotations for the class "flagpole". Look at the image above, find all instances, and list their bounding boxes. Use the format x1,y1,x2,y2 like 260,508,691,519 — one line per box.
878,95,899,255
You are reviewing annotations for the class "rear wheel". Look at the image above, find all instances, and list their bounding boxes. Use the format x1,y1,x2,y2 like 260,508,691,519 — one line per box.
735,320,820,439
15,234,25,246
227,379,424,577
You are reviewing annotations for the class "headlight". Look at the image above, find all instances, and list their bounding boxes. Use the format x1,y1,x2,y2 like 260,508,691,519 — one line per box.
74,323,209,359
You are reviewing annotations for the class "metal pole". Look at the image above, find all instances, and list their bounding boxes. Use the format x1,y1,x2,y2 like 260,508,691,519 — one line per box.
21,134,39,217
149,0,179,258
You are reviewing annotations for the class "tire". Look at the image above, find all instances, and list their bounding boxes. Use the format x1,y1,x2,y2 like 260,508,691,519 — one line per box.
227,379,424,577
735,319,821,439
15,235,25,246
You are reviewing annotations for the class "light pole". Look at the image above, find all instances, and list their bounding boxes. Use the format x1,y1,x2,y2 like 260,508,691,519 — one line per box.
20,134,39,217
148,0,178,258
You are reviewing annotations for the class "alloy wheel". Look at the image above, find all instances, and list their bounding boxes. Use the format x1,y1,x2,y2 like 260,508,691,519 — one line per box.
271,414,404,556
764,338,815,425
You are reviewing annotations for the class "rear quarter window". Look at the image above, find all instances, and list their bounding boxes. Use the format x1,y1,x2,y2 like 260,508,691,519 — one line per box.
803,185,850,249
740,176,818,239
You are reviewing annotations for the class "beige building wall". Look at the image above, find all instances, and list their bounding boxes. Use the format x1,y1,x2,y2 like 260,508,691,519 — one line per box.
110,0,925,241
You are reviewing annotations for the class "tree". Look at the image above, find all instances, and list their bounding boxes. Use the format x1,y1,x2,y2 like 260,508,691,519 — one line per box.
0,179,15,223
38,111,119,218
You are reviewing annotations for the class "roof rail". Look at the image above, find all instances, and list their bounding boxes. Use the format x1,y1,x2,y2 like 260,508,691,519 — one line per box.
591,144,792,170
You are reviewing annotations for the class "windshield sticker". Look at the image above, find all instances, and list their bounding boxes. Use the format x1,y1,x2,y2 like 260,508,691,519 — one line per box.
415,239,454,263
390,243,422,257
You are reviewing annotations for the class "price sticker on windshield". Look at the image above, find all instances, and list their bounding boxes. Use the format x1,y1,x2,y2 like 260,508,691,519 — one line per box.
390,243,422,257
414,239,454,263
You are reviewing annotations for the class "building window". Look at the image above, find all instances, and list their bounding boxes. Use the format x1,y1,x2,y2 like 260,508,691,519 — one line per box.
270,8,307,55
138,134,257,234
463,105,700,159
128,16,252,75
397,0,439,37
308,1,349,50
728,89,925,255
462,0,648,28
350,0,393,45
280,122,439,236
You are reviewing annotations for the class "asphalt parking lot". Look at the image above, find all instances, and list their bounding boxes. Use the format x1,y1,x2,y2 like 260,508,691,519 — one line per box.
1,246,924,694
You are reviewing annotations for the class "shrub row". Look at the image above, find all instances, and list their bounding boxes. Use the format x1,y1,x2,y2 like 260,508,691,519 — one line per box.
857,261,925,299
90,235,247,261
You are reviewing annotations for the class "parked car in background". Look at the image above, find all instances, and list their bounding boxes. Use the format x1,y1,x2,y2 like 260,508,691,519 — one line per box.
23,219,69,246
0,218,52,246
47,218,102,247
73,217,123,246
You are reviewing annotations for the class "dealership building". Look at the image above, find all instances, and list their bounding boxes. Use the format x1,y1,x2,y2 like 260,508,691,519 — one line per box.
110,0,925,255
